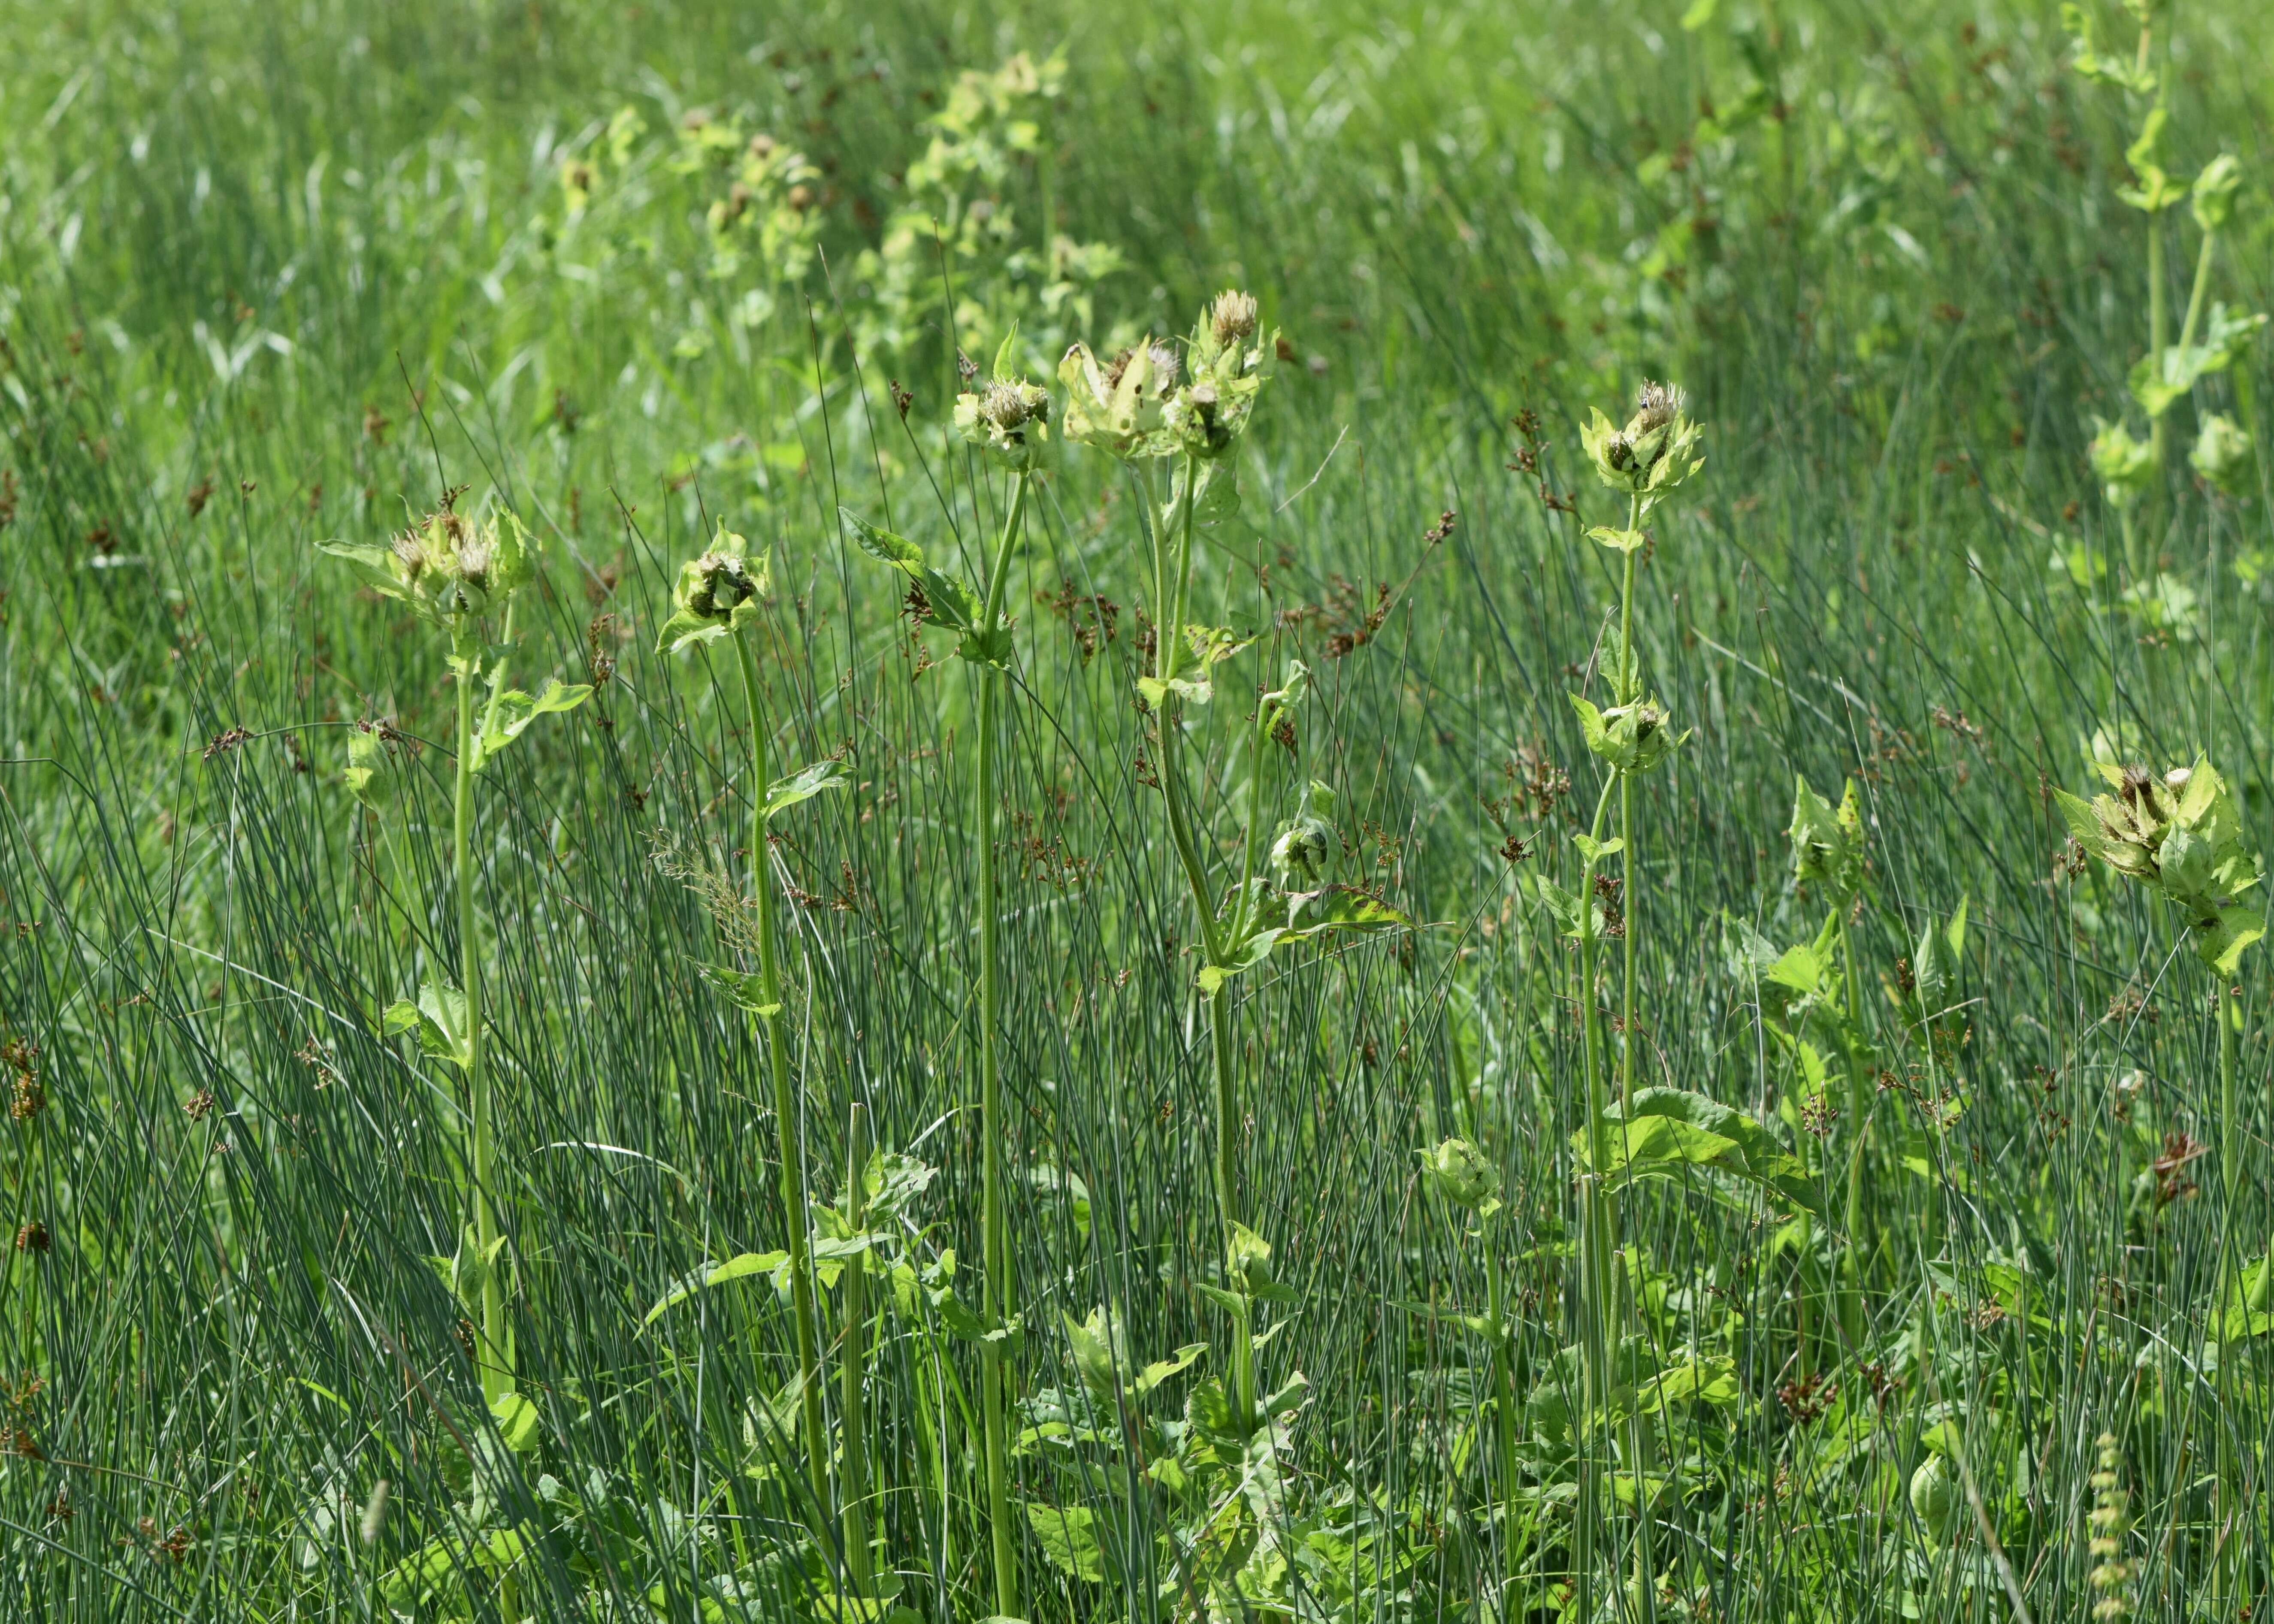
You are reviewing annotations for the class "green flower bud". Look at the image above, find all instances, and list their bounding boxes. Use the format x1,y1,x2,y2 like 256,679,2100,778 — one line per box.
2190,412,2254,496
1579,381,1706,516
1418,1137,1503,1217
343,723,402,814
321,504,533,638
1270,779,1337,889
656,524,771,654
2055,751,2266,971
1910,1453,1962,1543
1788,774,1866,901
954,376,1053,472
1572,693,1687,775
2192,152,2242,234
2088,417,2158,508
1167,290,1276,461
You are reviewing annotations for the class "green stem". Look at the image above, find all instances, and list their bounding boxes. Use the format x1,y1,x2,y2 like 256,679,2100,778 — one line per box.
1613,500,1654,1618
1574,771,1618,1618
2214,980,2239,1601
975,470,1030,1623
454,642,508,1406
841,1103,872,1596
1839,914,1870,1292
738,634,829,1513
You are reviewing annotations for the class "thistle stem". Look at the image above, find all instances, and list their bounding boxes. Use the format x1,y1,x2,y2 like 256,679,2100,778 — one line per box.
974,469,1030,1622
1574,770,1619,1619
454,645,508,1406
737,633,829,1513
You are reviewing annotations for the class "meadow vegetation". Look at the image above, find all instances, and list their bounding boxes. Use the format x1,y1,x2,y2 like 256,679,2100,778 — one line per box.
2,0,2273,1618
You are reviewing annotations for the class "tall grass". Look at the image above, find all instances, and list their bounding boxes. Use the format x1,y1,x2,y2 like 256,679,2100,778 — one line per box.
3,0,2274,1619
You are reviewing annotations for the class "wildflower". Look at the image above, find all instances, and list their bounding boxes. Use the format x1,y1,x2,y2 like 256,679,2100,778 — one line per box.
1579,380,1705,518
656,525,771,654
1210,289,1259,347
1787,774,1865,901
2055,750,2265,971
1571,693,1686,775
953,331,1053,472
2190,412,2254,496
1418,1137,1503,1217
1058,339,1177,460
321,502,533,638
2088,417,2157,509
1166,289,1276,461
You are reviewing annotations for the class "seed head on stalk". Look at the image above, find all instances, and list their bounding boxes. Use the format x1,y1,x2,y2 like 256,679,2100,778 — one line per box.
954,330,1053,473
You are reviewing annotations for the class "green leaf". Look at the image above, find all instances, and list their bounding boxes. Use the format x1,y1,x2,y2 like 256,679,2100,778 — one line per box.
1576,1086,1821,1215
319,539,413,605
2198,906,2265,974
765,757,847,819
343,728,401,813
644,1249,791,1325
472,679,593,773
689,959,782,1019
1587,525,1646,553
378,1000,420,1039
1573,833,1624,865
1136,674,1214,708
1285,886,1415,940
1024,1502,1105,1583
490,1391,543,1454
1134,1342,1207,1396
842,507,985,633
1197,928,1280,997
416,980,473,1068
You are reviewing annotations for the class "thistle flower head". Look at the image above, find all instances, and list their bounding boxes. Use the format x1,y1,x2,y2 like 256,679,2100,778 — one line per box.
1572,693,1687,775
1059,339,1177,460
2190,412,2254,496
1788,774,1866,901
1579,380,1705,516
1210,289,1259,347
1418,1137,1503,1217
323,501,532,636
657,525,770,654
2056,747,2265,971
2089,417,2158,508
954,330,1053,472
1169,289,1277,461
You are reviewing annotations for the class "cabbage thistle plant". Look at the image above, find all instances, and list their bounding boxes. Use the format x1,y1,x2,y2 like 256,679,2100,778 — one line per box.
655,524,846,1528
323,500,592,1415
846,328,1049,1620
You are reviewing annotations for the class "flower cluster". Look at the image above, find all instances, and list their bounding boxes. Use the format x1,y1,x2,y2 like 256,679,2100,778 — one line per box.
1418,1137,1503,1218
1579,381,1705,523
322,503,533,641
2056,753,2265,971
656,525,771,654
953,338,1054,472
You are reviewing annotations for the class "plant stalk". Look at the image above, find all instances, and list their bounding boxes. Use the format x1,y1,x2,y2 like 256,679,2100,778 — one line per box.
974,468,1031,1622
737,633,830,1512
454,644,508,1406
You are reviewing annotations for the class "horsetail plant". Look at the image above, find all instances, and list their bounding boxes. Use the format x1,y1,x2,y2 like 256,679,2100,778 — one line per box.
847,328,1048,1621
653,523,847,1536
322,499,592,1415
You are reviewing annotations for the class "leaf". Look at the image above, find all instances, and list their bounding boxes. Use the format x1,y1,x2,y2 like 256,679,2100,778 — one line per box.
1587,525,1647,553
490,1391,543,1454
1134,1343,1207,1396
416,980,473,1068
1024,1502,1106,1583
318,539,415,607
842,507,985,633
1284,886,1414,939
378,1000,420,1039
765,757,847,819
2198,906,2265,975
1572,833,1624,865
1575,1086,1821,1215
1197,928,1280,997
690,960,782,1019
1183,624,1255,668
1137,674,1214,708
644,1250,791,1325
472,679,593,773
865,1150,938,1225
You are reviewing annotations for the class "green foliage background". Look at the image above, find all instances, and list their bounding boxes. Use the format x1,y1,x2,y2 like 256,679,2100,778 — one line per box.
3,0,2272,1616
